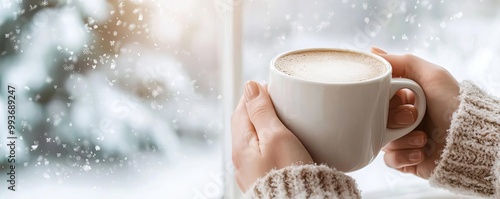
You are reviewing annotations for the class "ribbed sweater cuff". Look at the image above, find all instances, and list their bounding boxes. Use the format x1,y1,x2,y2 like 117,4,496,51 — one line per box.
429,81,500,197
244,164,360,199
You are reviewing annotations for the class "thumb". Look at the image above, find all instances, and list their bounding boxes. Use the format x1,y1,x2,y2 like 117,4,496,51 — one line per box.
371,47,434,84
244,81,288,139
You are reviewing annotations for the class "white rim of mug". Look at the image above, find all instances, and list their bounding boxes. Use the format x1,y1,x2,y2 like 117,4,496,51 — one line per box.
270,48,393,85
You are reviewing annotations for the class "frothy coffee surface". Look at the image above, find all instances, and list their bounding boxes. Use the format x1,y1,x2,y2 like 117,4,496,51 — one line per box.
275,51,386,83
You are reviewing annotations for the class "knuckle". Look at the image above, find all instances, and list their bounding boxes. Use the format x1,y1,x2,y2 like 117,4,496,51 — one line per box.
383,152,397,168
402,54,415,62
432,66,449,76
269,117,286,131
232,152,241,169
249,103,272,120
412,130,427,138
396,153,408,165
242,129,254,141
384,151,407,168
383,142,395,150
268,130,292,143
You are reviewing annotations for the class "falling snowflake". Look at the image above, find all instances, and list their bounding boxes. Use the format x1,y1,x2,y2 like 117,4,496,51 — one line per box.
362,3,368,10
83,165,92,171
83,47,91,55
453,12,463,19
315,21,330,32
151,89,160,97
402,34,408,40
128,24,136,31
440,21,446,29
21,120,29,128
87,17,96,25
328,12,335,19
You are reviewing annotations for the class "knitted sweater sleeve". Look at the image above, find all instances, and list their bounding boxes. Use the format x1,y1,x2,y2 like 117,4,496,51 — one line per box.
244,164,361,199
429,81,500,198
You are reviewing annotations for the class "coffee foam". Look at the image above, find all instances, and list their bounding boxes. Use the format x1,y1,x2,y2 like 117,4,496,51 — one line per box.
275,51,387,83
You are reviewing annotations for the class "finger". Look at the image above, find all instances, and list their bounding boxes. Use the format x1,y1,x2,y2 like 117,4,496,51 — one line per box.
244,81,288,140
405,89,415,104
384,149,425,169
373,52,424,80
372,47,449,83
396,88,415,105
371,47,387,54
371,48,442,84
231,96,258,152
389,90,403,109
389,89,411,109
387,104,417,128
397,166,418,175
383,131,427,150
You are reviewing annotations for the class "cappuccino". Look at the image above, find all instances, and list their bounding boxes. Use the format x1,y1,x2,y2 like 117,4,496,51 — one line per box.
275,50,386,83
269,48,427,172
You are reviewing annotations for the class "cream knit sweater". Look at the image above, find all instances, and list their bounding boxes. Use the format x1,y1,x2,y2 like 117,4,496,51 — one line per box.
245,81,500,199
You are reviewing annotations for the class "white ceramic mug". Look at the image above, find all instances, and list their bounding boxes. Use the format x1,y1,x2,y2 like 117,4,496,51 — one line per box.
268,48,426,172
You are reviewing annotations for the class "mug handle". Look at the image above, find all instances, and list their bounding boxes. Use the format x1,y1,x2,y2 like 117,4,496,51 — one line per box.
382,78,427,146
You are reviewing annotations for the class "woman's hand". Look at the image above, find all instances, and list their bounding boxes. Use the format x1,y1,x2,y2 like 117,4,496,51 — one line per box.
372,47,460,179
231,81,313,192
230,51,452,191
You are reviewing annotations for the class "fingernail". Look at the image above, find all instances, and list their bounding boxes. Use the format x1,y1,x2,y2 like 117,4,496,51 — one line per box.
409,151,422,162
395,109,415,125
244,81,259,103
372,47,388,54
408,136,424,146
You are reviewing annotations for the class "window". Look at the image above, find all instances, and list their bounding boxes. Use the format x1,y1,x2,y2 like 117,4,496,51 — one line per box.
1,1,223,198
1,0,499,198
